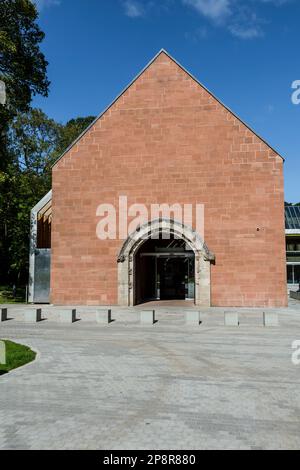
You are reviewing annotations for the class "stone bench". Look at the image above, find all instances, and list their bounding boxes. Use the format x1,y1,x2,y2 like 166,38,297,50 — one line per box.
224,311,239,326
263,312,279,327
185,310,200,325
96,309,112,324
140,310,156,325
58,309,77,323
0,308,8,322
24,308,42,323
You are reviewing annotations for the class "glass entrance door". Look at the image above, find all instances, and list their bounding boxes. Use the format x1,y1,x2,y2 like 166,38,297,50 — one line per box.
158,258,186,300
135,236,195,304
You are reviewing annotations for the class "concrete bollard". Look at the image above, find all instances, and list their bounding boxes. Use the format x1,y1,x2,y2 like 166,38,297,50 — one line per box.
24,308,42,323
290,291,300,301
96,309,112,324
224,311,239,326
0,308,8,322
140,310,156,325
58,309,77,324
263,312,279,327
185,310,200,325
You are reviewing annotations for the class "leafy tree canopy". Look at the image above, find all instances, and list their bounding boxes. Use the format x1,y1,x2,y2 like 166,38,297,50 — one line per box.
9,108,60,176
0,2,95,287
0,109,95,285
0,0,49,170
54,116,96,158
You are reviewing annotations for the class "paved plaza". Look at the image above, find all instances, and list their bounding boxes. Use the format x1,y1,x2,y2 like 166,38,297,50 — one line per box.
0,301,300,450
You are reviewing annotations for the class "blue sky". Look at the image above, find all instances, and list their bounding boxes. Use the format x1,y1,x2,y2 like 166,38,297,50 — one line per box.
32,0,300,202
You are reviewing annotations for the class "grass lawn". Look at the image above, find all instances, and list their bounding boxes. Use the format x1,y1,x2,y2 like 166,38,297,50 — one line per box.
0,285,26,304
0,340,36,376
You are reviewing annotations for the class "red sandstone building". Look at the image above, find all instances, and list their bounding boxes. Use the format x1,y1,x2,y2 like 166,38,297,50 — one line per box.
29,50,288,308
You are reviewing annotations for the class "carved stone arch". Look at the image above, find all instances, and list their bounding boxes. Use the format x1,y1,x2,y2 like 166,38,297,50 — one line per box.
117,219,214,307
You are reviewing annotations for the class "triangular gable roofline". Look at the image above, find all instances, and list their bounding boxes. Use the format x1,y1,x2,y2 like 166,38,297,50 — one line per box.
52,48,284,168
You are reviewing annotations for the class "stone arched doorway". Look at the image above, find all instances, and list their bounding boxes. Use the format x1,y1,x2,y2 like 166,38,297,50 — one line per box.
117,219,215,307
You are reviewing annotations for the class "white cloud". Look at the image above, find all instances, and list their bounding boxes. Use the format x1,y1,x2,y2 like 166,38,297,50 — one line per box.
119,0,292,39
184,26,209,42
182,0,279,40
228,7,265,39
259,0,291,5
229,24,263,39
33,0,61,11
123,0,145,18
183,0,231,24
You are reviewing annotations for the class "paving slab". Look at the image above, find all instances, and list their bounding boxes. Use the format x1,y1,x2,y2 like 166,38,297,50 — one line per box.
0,304,299,449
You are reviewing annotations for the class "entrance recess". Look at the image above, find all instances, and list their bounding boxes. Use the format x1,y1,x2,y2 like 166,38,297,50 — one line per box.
117,219,215,307
135,237,195,304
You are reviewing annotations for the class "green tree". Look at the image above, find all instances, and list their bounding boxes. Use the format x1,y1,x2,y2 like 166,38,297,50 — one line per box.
0,109,61,284
0,0,49,284
0,1,95,289
0,0,49,170
54,116,96,159
9,108,61,184
0,110,96,286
